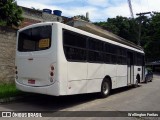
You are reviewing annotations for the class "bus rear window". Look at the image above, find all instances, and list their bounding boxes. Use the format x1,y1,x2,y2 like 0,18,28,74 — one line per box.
18,25,52,52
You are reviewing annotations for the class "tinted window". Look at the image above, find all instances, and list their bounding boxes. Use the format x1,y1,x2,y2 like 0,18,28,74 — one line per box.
63,30,86,48
137,53,142,66
117,56,127,65
118,47,126,57
134,53,137,65
88,38,103,51
18,26,52,52
111,55,117,64
63,29,87,62
63,29,142,65
104,43,110,53
64,47,87,61
88,51,103,63
110,45,117,54
133,53,144,66
104,53,111,63
117,47,127,65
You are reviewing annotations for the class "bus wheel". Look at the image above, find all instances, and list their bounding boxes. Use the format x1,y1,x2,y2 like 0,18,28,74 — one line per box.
100,79,111,98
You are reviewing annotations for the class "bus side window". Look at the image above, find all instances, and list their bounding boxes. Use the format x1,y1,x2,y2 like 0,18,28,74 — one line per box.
111,55,117,64
117,47,127,65
104,43,110,53
88,51,103,63
63,30,87,62
104,53,111,64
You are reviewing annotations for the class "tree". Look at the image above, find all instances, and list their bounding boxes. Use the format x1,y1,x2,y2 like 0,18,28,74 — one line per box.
145,13,160,61
94,16,139,44
94,15,160,62
0,0,23,27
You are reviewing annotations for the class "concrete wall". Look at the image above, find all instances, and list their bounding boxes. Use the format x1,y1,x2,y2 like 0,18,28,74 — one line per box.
0,26,17,83
19,6,63,29
22,6,63,22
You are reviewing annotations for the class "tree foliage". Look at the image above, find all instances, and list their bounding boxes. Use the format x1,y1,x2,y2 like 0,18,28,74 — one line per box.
94,16,138,43
0,0,23,27
94,14,160,62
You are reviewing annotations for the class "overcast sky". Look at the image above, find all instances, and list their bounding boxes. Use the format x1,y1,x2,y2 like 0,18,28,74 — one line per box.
16,0,160,22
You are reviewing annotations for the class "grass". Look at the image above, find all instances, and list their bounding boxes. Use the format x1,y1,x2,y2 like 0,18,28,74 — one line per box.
0,83,24,99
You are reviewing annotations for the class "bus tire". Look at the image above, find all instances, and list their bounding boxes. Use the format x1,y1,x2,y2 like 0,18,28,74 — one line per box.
100,79,111,98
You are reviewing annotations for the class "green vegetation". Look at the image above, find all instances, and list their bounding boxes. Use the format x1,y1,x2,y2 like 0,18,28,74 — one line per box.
0,83,23,99
94,13,160,62
0,20,7,26
0,0,23,27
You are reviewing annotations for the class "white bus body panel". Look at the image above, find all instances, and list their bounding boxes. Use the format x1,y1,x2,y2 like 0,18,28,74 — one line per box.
104,64,117,89
59,23,144,95
56,24,68,95
87,63,104,93
67,62,87,94
15,80,59,96
15,22,145,96
117,65,128,87
68,62,87,81
15,23,61,96
16,51,55,86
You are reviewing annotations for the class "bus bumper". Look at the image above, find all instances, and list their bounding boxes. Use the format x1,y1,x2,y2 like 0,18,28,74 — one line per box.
15,80,60,96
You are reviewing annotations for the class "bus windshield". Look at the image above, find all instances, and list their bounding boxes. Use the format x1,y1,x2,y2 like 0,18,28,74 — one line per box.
18,25,52,52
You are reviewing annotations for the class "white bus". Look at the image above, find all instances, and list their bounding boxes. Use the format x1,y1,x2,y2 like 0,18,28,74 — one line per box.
15,22,145,97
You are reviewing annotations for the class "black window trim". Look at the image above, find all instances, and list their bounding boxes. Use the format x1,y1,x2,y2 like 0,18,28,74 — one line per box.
63,28,144,65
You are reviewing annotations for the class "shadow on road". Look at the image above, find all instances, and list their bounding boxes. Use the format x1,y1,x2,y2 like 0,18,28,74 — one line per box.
110,84,141,96
2,85,141,111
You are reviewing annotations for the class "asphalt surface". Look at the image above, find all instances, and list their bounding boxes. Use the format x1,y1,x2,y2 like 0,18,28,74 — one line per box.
0,74,160,120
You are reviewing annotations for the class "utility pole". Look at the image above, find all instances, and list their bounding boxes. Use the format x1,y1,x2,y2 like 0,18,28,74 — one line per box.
136,12,151,46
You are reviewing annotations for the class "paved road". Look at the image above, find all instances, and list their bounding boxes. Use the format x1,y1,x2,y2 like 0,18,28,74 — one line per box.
0,74,160,120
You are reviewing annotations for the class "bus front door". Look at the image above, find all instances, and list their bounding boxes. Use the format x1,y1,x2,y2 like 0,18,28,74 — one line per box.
127,52,134,85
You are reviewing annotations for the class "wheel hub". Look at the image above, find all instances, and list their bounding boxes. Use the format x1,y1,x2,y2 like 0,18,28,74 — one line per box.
103,82,109,94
